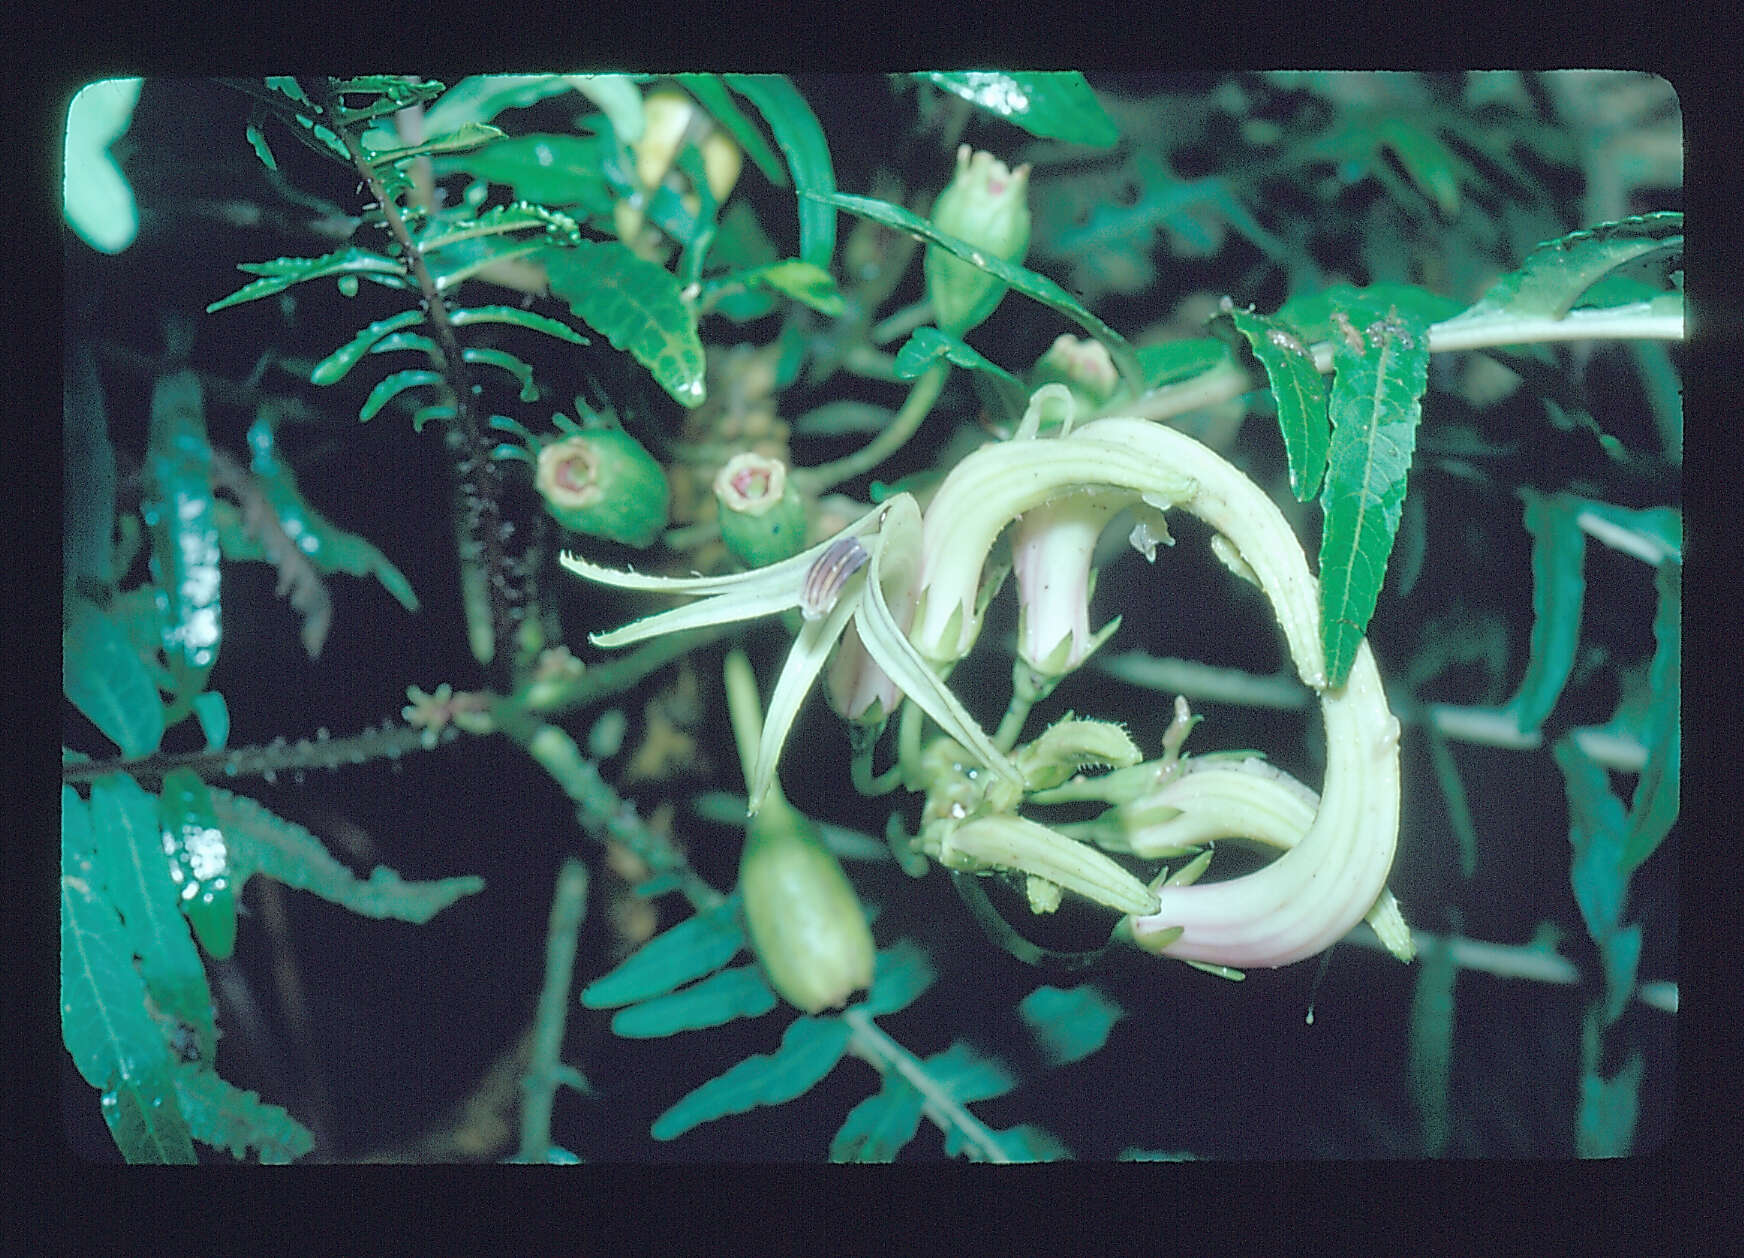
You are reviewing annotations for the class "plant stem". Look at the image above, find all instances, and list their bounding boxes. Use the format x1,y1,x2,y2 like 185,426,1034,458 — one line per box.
841,1006,1012,1163
517,857,590,1162
793,363,949,494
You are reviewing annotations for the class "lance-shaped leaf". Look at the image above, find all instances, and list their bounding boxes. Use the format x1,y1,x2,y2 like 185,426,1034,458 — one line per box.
723,75,835,269
206,247,408,313
916,71,1118,147
361,120,503,165
1317,306,1432,689
142,369,221,706
650,1015,852,1141
90,774,216,1062
440,132,612,210
609,965,776,1038
1210,303,1328,500
1623,561,1679,876
1443,211,1683,324
540,239,707,408
581,896,746,1008
809,189,1143,395
1506,490,1586,733
170,1061,314,1163
673,74,787,186
831,1072,926,1163
62,788,196,1163
894,326,1029,417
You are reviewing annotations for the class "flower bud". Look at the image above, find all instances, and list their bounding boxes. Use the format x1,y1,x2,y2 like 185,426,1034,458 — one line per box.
924,145,1032,336
739,795,875,1014
713,451,807,567
1030,335,1120,411
536,429,669,548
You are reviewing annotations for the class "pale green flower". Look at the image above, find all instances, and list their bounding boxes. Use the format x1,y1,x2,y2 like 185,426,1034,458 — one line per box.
561,496,1019,814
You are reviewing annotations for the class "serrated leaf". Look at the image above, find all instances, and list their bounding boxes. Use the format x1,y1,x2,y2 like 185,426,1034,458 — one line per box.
171,1061,313,1163
540,239,707,409
610,965,777,1038
309,311,425,386
63,597,164,757
362,120,503,165
90,774,216,1063
1017,984,1124,1068
830,1073,926,1163
1577,1050,1644,1158
812,189,1143,394
673,74,788,187
143,369,222,704
723,75,835,269
1507,490,1587,733
1449,212,1683,324
894,326,1029,416
1137,338,1234,388
1210,305,1327,500
1277,283,1464,344
1553,736,1630,946
581,896,745,1008
1317,306,1432,688
415,201,582,253
924,1040,1017,1105
650,1015,851,1141
441,132,611,210
207,247,408,313
358,369,445,422
206,787,483,921
916,72,1118,147
1623,562,1679,875
1407,934,1457,1156
62,811,196,1163
860,940,937,1018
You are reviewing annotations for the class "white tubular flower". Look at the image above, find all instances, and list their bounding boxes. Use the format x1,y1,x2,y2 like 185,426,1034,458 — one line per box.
1011,489,1127,675
562,497,1019,813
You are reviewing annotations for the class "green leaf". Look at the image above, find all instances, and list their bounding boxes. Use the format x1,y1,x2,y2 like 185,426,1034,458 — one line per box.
1449,212,1683,324
673,74,788,187
358,369,445,422
1576,1049,1644,1158
361,120,503,164
1424,721,1479,880
1317,305,1432,688
243,414,420,613
1406,933,1457,1156
170,1061,314,1163
1375,115,1464,218
441,132,611,210
1210,304,1328,500
916,72,1118,147
419,75,581,135
1277,283,1463,344
730,260,845,316
462,347,539,401
581,896,745,1008
894,326,1029,416
1137,338,1235,388
945,1122,1069,1162
1017,984,1124,1067
90,774,217,1063
924,1040,1017,1105
207,787,484,921
62,798,197,1163
609,965,776,1037
143,369,222,705
814,188,1144,393
1553,736,1630,946
63,597,164,757
158,769,236,959
650,1015,851,1141
450,303,589,345
860,940,936,1018
207,247,408,313
540,239,708,408
1598,922,1643,1028
1567,497,1682,566
1507,490,1587,733
722,75,836,269
415,201,582,254
1623,562,1679,875
831,1073,926,1163
193,691,229,751
309,311,425,386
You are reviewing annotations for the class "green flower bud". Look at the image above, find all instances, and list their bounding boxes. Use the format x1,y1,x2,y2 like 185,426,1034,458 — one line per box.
1029,334,1120,411
713,451,808,567
924,145,1032,337
536,429,669,548
739,796,875,1014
